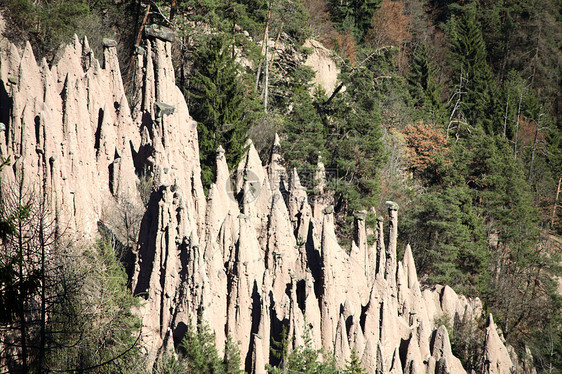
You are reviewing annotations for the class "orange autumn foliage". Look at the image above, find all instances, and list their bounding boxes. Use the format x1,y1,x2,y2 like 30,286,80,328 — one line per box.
401,121,449,171
334,30,358,65
304,0,357,64
304,0,338,46
367,0,411,49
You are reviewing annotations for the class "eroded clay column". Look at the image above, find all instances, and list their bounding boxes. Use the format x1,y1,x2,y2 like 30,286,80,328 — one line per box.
385,201,399,289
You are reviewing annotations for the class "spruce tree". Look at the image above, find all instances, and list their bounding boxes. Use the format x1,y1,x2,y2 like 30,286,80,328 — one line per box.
186,33,258,191
179,317,225,373
447,5,501,134
327,0,381,40
281,86,327,188
325,64,386,216
402,182,489,294
407,43,446,126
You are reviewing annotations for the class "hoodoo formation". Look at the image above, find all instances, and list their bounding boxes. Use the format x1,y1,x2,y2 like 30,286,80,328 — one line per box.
0,31,516,373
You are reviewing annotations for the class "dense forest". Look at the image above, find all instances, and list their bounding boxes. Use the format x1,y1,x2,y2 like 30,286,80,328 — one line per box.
1,0,561,372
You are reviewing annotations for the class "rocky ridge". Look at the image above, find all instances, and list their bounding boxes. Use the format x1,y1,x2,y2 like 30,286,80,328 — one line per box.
0,32,515,373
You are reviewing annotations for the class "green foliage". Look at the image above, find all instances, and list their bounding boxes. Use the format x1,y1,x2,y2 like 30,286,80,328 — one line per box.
407,43,447,126
402,183,489,294
186,33,261,191
446,5,502,133
3,0,89,55
0,200,34,326
270,0,313,44
0,180,142,373
343,350,366,374
324,64,386,213
1,0,138,60
179,318,224,372
46,239,142,373
402,125,560,358
267,328,339,374
178,316,243,374
281,87,328,187
280,57,387,240
327,0,381,41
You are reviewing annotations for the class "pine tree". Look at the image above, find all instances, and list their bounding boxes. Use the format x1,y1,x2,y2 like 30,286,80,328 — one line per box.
447,5,501,134
402,183,489,294
327,0,381,40
179,317,226,373
344,350,366,374
407,43,446,126
281,87,327,188
186,33,259,191
267,327,339,373
325,64,386,216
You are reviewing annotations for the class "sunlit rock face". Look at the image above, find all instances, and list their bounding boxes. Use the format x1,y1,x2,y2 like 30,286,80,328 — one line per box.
0,32,515,373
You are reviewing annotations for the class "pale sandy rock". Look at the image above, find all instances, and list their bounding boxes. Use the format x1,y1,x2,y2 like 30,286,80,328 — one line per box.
0,11,7,51
362,338,377,373
287,167,313,244
379,295,410,357
403,244,418,289
303,39,340,96
311,160,332,218
1,32,519,374
363,287,381,345
252,334,266,374
349,317,365,355
430,325,466,374
236,140,267,194
484,314,514,374
350,210,369,277
376,341,385,374
205,146,238,243
440,285,460,321
320,211,339,347
268,133,288,194
412,310,432,359
385,202,398,290
376,217,386,279
402,332,424,374
267,191,300,311
397,261,409,315
303,272,322,348
288,278,306,349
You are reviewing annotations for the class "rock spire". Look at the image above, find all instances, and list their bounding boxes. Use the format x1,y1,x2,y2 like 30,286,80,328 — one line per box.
0,31,516,373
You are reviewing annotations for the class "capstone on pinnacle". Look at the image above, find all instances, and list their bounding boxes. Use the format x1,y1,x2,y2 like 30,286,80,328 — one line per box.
386,200,399,211
102,38,117,47
322,205,334,214
154,102,175,118
135,45,146,55
145,24,177,42
353,211,367,220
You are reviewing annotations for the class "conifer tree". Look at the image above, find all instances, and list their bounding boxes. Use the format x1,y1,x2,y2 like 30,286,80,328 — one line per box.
402,182,489,294
328,0,381,40
186,33,259,191
325,64,386,216
281,86,327,188
407,43,446,126
344,350,366,374
446,5,501,134
179,317,225,373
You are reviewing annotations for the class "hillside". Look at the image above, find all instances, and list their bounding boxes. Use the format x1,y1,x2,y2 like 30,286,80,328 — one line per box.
0,0,561,373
